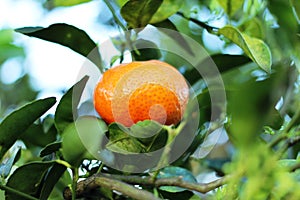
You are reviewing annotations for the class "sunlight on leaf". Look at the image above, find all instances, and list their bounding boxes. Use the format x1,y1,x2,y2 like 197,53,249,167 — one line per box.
217,0,244,17
48,0,92,7
218,25,272,72
149,0,183,23
121,0,163,28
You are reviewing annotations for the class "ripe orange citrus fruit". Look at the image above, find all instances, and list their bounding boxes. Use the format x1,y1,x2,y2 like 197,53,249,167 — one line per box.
93,60,189,127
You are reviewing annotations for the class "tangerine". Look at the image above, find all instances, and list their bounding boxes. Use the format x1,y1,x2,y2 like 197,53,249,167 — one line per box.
93,60,189,127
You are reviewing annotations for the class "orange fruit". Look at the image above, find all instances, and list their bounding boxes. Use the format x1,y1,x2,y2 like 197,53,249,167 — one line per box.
93,60,189,127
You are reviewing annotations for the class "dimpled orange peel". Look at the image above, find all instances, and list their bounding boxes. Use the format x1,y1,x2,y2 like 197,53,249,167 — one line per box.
93,60,189,127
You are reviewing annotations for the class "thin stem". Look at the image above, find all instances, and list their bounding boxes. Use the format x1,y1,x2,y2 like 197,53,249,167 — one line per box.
0,184,39,200
96,162,105,173
151,122,186,179
71,168,79,200
103,0,127,32
284,107,300,133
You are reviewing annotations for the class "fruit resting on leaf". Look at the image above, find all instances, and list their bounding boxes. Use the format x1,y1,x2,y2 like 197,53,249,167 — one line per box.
94,60,189,127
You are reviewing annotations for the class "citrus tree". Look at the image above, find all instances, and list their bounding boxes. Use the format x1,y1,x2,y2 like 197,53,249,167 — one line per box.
1,0,300,199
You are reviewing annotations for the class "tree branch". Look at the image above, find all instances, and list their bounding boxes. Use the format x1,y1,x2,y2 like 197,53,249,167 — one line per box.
63,175,161,200
63,173,229,199
176,12,219,33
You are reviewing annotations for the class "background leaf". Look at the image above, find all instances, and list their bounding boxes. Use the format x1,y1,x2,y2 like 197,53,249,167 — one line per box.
15,24,102,70
218,25,272,72
0,97,56,159
121,0,163,28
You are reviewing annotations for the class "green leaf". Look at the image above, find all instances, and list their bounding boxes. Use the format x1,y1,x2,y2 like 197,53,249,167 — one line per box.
55,76,89,133
0,148,21,178
62,116,107,166
47,0,92,7
238,18,265,39
218,25,272,72
39,163,66,200
130,120,167,152
217,0,244,17
130,120,163,138
15,24,102,70
40,142,62,157
149,0,183,23
152,19,194,55
185,54,251,85
106,123,145,154
0,97,56,159
5,161,56,200
20,123,56,147
157,166,197,192
132,39,161,61
121,0,163,28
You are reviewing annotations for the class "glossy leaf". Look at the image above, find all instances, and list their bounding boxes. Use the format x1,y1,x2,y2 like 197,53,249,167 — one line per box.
121,0,163,28
149,0,183,23
15,24,102,70
217,0,244,17
157,166,197,192
218,25,272,72
5,161,56,200
55,76,89,133
20,123,56,147
0,97,56,159
132,39,161,61
130,120,163,138
47,0,92,7
106,123,145,154
130,120,167,152
62,116,107,166
39,163,67,200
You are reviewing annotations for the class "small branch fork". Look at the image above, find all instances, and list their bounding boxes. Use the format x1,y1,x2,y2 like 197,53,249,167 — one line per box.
63,173,230,200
